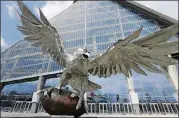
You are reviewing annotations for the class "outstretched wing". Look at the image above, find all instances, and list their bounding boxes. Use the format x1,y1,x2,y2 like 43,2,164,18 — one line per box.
88,25,178,78
73,0,78,3
16,1,72,67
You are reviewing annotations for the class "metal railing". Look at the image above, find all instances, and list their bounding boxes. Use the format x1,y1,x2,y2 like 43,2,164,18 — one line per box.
2,101,178,115
138,103,179,115
87,103,178,115
10,101,45,113
87,103,133,114
37,102,45,113
12,101,33,113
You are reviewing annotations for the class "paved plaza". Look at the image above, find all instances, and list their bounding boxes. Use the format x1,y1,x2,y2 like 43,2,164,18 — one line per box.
1,112,178,118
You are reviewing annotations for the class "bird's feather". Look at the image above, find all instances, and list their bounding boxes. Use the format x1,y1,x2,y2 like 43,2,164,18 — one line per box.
17,1,73,67
88,25,178,78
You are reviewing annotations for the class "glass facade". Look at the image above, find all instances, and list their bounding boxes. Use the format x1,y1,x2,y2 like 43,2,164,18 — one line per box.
1,1,178,104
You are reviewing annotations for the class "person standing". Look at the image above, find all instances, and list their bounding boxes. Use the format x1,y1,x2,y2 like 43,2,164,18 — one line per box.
117,94,119,102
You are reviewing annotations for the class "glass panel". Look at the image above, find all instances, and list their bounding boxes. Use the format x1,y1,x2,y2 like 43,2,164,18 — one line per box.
1,1,177,102
44,78,59,88
1,81,38,100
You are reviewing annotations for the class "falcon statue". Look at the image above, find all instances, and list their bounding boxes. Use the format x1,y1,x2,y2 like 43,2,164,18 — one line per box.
16,1,178,110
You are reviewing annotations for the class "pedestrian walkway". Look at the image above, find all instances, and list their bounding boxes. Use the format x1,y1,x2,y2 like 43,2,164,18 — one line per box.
1,112,178,118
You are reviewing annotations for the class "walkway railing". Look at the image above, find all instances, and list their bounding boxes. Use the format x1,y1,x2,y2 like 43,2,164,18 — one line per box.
2,101,178,115
87,103,178,115
12,101,33,113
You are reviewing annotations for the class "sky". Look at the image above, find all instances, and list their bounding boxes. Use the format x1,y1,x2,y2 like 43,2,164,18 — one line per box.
1,1,178,52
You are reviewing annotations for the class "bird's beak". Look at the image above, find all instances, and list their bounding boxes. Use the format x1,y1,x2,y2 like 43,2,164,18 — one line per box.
84,52,90,58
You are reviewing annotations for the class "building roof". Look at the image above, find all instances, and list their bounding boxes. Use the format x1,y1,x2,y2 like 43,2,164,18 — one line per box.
73,0,178,25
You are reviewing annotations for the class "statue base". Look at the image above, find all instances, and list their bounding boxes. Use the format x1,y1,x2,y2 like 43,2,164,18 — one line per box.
38,88,86,118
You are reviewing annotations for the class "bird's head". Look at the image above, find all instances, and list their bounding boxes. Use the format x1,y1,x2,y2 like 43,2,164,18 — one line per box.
75,47,90,58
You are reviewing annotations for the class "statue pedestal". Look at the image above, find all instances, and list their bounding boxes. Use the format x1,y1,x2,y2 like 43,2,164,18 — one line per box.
39,88,86,117
129,92,140,115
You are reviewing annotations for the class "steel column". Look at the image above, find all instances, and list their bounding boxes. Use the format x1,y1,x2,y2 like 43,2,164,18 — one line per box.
30,76,46,113
126,73,140,114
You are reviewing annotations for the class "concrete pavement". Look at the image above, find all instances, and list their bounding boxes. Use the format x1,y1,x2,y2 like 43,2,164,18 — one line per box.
1,112,178,118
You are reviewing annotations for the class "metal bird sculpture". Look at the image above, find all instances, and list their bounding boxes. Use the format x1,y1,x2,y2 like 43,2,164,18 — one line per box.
73,0,78,4
171,52,179,60
16,1,178,111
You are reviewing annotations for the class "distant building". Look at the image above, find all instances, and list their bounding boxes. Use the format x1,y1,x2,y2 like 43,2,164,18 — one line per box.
1,1,178,113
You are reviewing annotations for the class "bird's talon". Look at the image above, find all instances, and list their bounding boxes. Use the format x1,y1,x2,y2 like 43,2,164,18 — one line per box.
55,86,60,90
37,90,43,94
44,91,48,95
71,93,76,98
76,104,81,110
76,100,82,110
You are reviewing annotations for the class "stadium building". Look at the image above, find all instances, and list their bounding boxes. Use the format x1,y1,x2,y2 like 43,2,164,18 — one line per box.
1,1,178,115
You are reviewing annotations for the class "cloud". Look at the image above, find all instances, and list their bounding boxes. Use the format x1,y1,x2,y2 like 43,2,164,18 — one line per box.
35,1,73,20
6,3,18,19
135,1,178,20
34,5,40,18
6,5,15,18
1,37,9,52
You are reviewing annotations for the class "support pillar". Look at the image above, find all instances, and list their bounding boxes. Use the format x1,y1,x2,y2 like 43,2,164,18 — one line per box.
126,74,140,115
168,65,178,92
30,76,46,113
84,92,88,114
168,64,178,102
166,55,178,92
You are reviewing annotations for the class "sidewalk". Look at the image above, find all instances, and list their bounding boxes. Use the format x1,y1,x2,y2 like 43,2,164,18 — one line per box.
1,112,178,118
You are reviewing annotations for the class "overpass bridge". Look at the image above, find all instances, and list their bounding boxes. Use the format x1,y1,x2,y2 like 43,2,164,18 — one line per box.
0,70,63,91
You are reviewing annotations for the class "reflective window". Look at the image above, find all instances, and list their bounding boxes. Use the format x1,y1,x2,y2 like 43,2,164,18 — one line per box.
44,78,59,88
64,39,84,48
86,37,94,45
49,61,63,72
120,9,140,17
97,43,114,51
86,18,120,29
1,1,178,104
